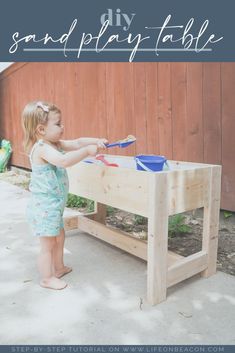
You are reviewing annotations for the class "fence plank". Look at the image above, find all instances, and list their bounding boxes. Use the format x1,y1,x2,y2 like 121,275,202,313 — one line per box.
186,63,203,162
134,63,147,155
203,63,222,165
171,63,187,161
146,63,159,154
158,63,173,159
221,63,235,210
106,63,135,156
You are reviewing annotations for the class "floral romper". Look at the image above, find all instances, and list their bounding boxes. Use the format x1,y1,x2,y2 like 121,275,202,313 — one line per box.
27,140,69,237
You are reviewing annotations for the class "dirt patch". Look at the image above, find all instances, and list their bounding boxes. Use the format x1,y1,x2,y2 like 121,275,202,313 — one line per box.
1,169,234,276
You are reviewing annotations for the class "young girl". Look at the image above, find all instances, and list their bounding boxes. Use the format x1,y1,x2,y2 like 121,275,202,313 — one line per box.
22,100,107,290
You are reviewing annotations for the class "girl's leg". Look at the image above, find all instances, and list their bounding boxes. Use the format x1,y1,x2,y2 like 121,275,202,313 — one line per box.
53,228,72,278
39,236,67,290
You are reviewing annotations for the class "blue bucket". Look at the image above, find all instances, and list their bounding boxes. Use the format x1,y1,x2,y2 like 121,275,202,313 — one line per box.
135,155,167,172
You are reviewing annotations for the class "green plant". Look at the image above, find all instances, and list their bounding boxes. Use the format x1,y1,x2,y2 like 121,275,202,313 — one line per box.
134,215,147,225
66,194,94,211
86,199,95,213
66,194,86,208
107,206,115,216
168,214,192,237
223,211,233,219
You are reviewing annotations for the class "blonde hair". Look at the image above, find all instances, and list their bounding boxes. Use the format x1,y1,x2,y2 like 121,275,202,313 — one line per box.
21,101,61,153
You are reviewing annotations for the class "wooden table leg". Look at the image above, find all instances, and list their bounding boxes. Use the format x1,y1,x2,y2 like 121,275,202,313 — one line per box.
201,166,222,277
147,173,169,305
93,202,107,224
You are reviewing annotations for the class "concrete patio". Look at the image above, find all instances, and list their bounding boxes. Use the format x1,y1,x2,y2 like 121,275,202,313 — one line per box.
0,180,234,345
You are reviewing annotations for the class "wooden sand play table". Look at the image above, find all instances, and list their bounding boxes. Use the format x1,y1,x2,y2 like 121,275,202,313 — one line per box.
64,155,221,305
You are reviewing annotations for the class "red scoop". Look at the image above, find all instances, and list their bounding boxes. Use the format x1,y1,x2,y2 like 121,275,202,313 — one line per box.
95,155,119,167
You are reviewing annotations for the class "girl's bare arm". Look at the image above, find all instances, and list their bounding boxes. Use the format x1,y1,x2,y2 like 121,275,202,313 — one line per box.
39,143,99,168
59,138,108,151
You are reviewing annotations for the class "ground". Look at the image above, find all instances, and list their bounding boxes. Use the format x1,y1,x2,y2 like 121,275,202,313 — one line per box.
1,169,235,276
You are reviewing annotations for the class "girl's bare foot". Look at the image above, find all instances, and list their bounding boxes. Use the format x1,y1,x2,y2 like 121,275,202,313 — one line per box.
40,276,67,290
54,266,72,278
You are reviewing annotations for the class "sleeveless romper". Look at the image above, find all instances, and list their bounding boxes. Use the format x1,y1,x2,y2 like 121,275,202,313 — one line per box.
27,140,69,237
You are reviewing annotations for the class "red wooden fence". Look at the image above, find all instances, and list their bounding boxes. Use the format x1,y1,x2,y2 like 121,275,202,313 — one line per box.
0,62,234,211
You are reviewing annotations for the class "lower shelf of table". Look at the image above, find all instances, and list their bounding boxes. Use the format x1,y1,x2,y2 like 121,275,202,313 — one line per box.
64,214,208,288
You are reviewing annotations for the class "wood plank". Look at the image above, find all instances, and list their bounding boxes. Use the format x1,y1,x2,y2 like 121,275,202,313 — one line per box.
146,63,159,154
106,63,136,157
3,77,14,167
51,63,66,116
167,251,208,287
133,63,147,155
77,215,183,266
221,63,235,211
168,160,216,169
186,63,203,162
168,251,184,265
171,63,187,161
63,208,83,231
168,167,211,215
147,173,168,305
158,63,173,159
63,63,107,140
203,63,222,165
64,215,79,231
93,202,107,224
0,77,8,142
201,166,222,277
78,215,147,260
10,69,24,166
67,161,149,217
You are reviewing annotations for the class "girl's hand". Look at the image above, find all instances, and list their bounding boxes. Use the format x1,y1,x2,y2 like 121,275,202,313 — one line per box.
97,138,108,148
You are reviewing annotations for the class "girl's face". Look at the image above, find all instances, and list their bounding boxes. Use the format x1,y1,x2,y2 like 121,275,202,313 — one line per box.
42,112,64,143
